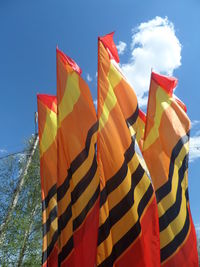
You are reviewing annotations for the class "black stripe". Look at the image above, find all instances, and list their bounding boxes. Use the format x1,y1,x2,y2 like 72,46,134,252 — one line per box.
98,163,145,246
73,184,100,231
156,133,189,203
58,184,100,265
58,236,74,266
59,201,72,233
160,193,190,262
71,156,97,205
42,230,58,264
185,187,189,202
58,157,98,232
43,205,58,237
159,154,188,232
99,161,128,208
57,121,98,202
100,138,135,208
126,105,139,126
57,171,71,202
42,184,57,212
98,185,153,267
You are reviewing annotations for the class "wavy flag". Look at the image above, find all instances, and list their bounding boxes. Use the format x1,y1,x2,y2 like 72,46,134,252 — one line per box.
56,48,100,267
96,33,160,267
142,72,199,266
37,94,58,267
135,109,146,150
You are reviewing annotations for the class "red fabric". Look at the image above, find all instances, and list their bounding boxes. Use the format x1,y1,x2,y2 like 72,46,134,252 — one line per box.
139,109,146,123
43,246,59,267
151,72,178,96
62,199,100,267
56,47,82,75
61,251,75,267
162,207,198,267
99,32,120,63
115,197,161,267
37,94,57,113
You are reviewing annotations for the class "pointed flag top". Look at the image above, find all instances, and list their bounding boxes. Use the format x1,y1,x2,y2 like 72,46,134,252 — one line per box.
99,32,120,63
37,94,57,113
56,47,82,75
151,71,178,96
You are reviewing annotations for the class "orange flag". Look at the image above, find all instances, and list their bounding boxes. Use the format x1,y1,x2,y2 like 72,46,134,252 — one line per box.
37,94,58,267
56,48,100,267
143,72,199,266
96,33,160,267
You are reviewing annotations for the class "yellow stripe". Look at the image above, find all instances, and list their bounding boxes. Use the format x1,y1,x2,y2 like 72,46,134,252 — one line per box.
71,132,97,190
58,72,80,127
42,217,58,252
159,142,189,248
143,86,172,151
160,178,187,248
60,216,73,251
99,152,148,226
58,185,71,219
158,142,189,217
112,174,150,241
136,117,145,144
72,169,99,219
106,154,141,211
109,62,123,88
58,134,96,219
98,173,152,264
99,63,122,131
97,230,113,265
40,107,57,157
42,196,57,225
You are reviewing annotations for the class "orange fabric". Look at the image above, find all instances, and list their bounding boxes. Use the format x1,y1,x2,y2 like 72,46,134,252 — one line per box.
97,33,160,267
37,94,58,267
56,48,99,267
143,72,198,266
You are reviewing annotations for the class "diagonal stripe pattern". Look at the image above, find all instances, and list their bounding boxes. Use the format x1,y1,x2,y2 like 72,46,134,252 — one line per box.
37,94,58,267
56,48,100,267
142,72,199,267
97,33,160,267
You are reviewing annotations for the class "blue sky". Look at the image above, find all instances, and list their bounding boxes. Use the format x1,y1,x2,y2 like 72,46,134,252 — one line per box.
0,0,199,225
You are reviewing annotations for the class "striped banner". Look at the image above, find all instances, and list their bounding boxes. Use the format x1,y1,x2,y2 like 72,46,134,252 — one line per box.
96,33,160,267
56,48,100,267
37,94,58,267
135,109,146,150
143,72,199,266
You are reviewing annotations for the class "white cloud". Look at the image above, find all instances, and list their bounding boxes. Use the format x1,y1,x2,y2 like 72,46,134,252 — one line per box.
120,16,182,107
93,99,97,110
116,41,127,55
86,73,92,82
191,120,200,128
0,149,7,154
189,135,200,162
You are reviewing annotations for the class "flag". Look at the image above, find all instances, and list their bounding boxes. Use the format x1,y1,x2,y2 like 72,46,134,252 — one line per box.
56,48,100,267
143,72,199,266
128,109,146,152
37,94,58,266
96,33,160,267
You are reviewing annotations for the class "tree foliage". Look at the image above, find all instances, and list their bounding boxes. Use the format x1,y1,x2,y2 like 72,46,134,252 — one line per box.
0,136,42,266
